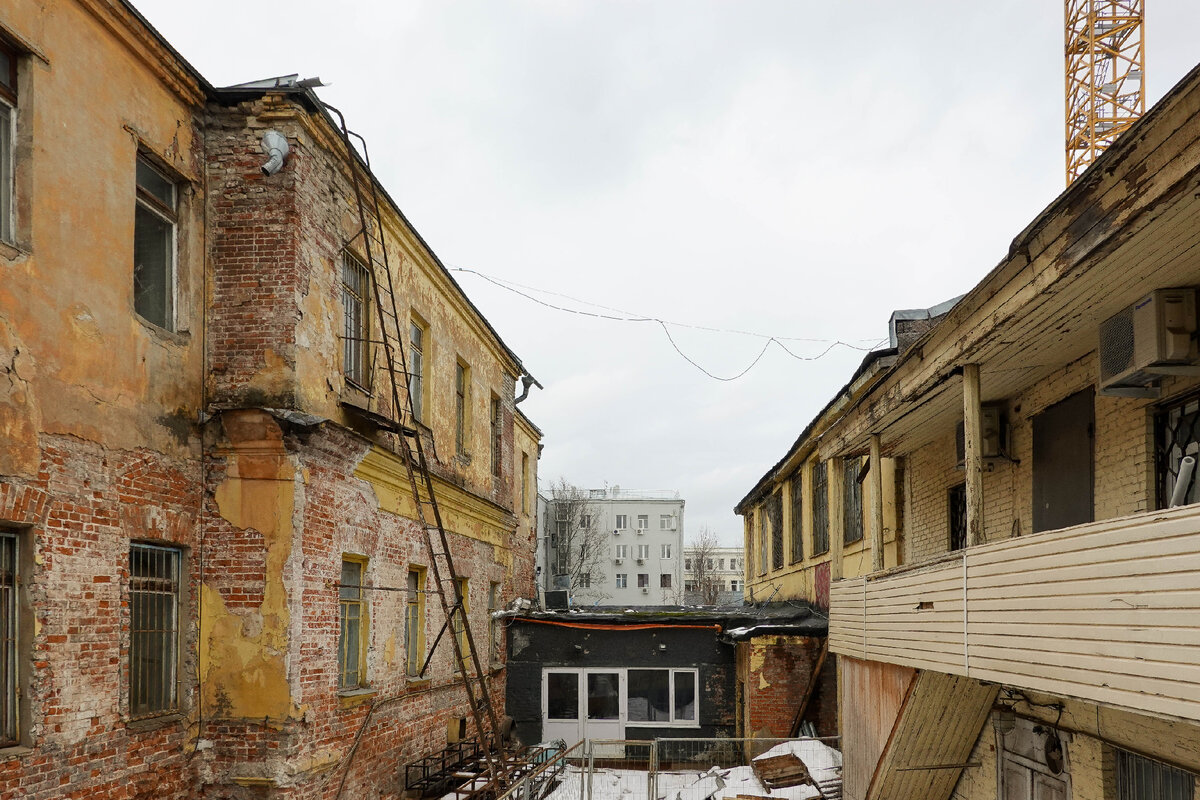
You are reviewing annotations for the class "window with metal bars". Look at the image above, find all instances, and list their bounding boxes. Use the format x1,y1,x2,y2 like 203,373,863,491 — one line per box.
843,458,864,545
341,253,370,388
487,582,500,664
338,558,367,689
767,491,783,571
453,578,469,672
129,543,181,717
757,509,768,575
405,568,424,678
1155,392,1200,509
948,483,967,551
789,472,803,564
0,531,17,744
1116,748,1196,800
812,461,829,555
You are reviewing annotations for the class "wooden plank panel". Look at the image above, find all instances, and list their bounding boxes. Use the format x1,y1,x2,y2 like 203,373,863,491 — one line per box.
969,632,1200,663
967,666,1200,721
967,650,1200,696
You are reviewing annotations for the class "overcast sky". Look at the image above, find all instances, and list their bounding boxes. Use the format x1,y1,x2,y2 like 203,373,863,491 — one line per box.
135,0,1199,547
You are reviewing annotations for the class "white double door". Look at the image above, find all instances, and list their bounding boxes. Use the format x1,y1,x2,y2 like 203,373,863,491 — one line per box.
542,668,625,748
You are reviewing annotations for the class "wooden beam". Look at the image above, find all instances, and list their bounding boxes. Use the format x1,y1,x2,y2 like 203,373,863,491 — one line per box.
789,638,829,736
830,457,845,581
869,434,885,572
962,364,984,547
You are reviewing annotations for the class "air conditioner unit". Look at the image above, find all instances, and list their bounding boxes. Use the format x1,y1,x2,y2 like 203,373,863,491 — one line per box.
613,529,620,535
614,558,623,565
1099,288,1200,396
641,587,649,594
637,528,645,535
636,558,645,565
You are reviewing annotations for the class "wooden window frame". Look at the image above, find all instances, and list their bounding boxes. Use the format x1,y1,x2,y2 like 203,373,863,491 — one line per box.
341,253,371,389
338,556,368,690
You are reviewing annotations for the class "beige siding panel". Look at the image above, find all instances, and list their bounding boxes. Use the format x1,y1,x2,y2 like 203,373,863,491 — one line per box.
828,504,1200,720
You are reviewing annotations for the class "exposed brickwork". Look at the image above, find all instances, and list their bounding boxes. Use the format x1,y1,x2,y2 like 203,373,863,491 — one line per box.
0,437,202,800
737,635,834,741
904,353,1200,565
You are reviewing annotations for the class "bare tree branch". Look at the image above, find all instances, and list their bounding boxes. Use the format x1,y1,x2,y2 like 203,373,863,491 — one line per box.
545,478,610,603
684,526,724,605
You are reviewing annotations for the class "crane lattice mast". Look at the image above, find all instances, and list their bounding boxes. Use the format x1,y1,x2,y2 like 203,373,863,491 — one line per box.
1065,0,1145,185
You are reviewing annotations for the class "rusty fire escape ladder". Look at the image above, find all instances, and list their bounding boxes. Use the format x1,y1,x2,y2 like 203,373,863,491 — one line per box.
323,103,509,789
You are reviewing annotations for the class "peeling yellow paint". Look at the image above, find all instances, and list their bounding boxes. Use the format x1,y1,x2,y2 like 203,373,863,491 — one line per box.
200,410,301,723
355,445,515,556
751,642,770,690
384,631,397,666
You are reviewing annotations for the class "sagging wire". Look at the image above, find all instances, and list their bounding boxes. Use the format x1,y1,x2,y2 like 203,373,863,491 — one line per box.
450,266,885,381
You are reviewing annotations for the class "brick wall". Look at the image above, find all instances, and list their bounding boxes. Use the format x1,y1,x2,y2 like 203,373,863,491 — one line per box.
0,437,203,800
737,635,834,740
903,353,1200,564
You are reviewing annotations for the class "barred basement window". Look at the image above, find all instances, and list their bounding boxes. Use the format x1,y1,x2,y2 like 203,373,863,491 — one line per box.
129,543,181,717
342,253,370,388
0,531,17,744
339,558,367,689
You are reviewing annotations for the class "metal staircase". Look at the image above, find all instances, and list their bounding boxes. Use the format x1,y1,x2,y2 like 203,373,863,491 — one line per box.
323,103,509,790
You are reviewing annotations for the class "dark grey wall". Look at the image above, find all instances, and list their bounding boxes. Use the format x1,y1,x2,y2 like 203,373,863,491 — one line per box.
505,620,738,746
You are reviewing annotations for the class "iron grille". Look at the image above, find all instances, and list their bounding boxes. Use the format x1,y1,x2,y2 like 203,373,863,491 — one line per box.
790,472,803,564
1117,748,1195,800
812,462,829,555
129,543,180,717
1155,393,1200,509
341,253,370,388
767,491,783,572
0,532,16,744
843,458,864,545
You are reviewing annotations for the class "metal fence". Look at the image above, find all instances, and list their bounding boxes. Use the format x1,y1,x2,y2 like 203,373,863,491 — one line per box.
497,737,840,800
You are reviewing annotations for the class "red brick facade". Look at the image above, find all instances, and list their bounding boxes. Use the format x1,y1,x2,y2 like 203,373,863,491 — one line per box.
737,635,837,741
0,12,538,800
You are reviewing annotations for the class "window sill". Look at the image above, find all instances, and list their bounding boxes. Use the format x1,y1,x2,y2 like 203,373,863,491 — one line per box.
624,722,701,729
406,677,431,688
0,239,29,262
337,688,377,709
0,745,33,760
135,314,190,346
127,712,186,732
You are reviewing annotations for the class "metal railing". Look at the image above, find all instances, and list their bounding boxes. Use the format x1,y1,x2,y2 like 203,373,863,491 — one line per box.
498,737,840,800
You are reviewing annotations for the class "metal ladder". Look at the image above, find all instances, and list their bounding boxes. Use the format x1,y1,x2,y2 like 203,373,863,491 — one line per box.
323,103,509,789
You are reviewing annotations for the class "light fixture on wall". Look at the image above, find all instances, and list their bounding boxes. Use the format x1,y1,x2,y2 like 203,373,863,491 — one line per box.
994,705,1016,735
657,643,667,652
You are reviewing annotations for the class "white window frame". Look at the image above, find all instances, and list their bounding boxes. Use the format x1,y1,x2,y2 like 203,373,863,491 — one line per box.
615,514,628,530
615,573,627,589
660,514,672,530
625,668,698,727
637,544,650,560
661,544,672,559
614,544,628,559
637,515,649,530
541,667,700,736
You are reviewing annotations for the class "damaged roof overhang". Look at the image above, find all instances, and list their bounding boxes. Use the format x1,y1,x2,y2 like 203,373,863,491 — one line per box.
816,59,1200,463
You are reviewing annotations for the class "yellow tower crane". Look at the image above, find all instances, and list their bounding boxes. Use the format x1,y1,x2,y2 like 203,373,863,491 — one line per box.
1065,0,1145,184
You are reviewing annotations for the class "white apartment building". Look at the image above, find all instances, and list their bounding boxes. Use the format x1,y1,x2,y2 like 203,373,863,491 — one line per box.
538,486,684,606
683,546,746,605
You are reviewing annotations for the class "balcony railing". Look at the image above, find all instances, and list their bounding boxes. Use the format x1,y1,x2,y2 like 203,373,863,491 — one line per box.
829,503,1200,722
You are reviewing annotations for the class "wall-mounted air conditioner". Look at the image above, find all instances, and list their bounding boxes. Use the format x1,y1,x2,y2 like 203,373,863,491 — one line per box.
1099,288,1200,396
641,587,649,594
614,558,623,565
636,558,645,565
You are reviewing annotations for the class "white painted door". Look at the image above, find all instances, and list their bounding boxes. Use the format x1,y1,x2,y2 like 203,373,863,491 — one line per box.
542,669,583,747
585,671,624,756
